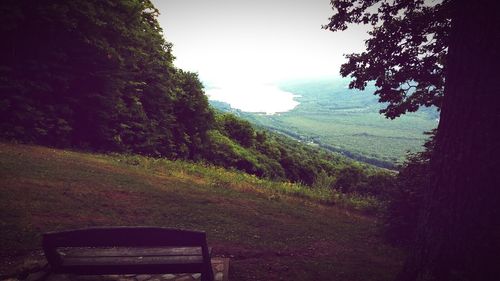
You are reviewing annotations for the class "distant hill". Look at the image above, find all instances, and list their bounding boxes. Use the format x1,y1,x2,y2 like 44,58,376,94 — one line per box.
209,78,438,168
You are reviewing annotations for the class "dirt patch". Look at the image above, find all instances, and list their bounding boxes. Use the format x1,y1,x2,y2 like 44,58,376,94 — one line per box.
212,241,288,260
212,237,342,261
98,189,144,203
30,212,111,230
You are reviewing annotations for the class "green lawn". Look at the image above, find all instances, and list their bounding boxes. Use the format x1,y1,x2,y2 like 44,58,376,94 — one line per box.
0,143,403,280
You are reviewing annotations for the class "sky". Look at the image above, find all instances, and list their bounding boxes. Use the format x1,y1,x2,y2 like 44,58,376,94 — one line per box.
151,0,370,113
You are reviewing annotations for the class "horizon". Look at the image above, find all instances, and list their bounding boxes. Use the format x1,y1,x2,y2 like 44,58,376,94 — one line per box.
151,0,370,112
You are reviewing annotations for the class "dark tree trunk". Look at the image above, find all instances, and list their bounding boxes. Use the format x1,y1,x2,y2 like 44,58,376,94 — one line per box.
397,0,500,280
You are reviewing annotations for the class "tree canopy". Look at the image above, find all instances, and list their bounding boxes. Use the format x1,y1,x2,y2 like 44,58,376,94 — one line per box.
327,0,500,280
325,0,451,118
0,0,212,158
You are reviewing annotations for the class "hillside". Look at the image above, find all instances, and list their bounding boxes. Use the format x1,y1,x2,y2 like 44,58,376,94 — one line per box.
0,143,402,280
0,0,386,189
210,78,438,168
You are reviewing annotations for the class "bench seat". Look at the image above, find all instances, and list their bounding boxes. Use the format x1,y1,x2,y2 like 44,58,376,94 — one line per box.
55,247,206,274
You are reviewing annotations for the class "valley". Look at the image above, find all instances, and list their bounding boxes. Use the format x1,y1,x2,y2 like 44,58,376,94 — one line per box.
209,78,438,168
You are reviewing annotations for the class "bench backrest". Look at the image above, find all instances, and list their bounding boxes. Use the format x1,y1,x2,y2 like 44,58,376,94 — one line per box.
43,227,207,247
42,227,211,269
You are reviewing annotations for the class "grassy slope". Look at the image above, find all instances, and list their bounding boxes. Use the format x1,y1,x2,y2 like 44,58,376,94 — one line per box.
0,143,402,280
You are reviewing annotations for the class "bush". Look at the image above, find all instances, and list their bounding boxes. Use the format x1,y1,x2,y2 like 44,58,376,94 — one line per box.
218,114,255,147
384,131,435,245
333,165,366,193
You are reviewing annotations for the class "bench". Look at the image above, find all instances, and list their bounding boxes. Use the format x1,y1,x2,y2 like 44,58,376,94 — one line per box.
42,227,214,281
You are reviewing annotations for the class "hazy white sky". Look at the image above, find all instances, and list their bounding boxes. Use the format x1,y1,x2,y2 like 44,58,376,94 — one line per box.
152,0,369,83
151,0,370,113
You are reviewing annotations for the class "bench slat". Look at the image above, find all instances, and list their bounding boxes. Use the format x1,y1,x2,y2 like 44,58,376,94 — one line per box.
54,263,206,275
58,247,202,258
63,255,204,266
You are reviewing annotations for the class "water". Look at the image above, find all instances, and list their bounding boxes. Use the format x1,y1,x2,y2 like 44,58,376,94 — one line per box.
206,84,299,115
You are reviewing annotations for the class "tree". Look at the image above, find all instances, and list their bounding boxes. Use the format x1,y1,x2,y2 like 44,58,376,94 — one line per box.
218,114,255,148
334,165,365,193
327,0,499,280
0,0,215,158
325,0,451,118
171,70,215,159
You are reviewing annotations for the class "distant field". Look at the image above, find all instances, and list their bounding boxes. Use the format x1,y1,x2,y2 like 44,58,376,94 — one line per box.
210,78,438,167
0,143,402,280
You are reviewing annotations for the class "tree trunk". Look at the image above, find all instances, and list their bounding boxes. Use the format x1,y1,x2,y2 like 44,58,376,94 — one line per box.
397,0,500,280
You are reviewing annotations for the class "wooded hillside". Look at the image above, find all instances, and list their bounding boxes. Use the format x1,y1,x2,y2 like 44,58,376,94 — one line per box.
0,0,391,191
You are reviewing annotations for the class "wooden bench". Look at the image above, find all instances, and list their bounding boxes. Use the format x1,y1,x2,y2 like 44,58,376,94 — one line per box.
42,227,214,281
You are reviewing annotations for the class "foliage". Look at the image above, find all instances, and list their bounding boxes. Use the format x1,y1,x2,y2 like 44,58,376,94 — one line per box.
325,0,451,118
384,131,435,245
171,70,214,159
203,129,285,179
197,110,396,198
0,0,213,158
217,113,255,147
334,166,366,193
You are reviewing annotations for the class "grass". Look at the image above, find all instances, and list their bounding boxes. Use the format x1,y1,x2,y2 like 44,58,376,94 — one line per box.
0,142,403,280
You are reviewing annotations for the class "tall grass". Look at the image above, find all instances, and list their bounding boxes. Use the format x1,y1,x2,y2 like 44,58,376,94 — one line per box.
106,153,383,214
